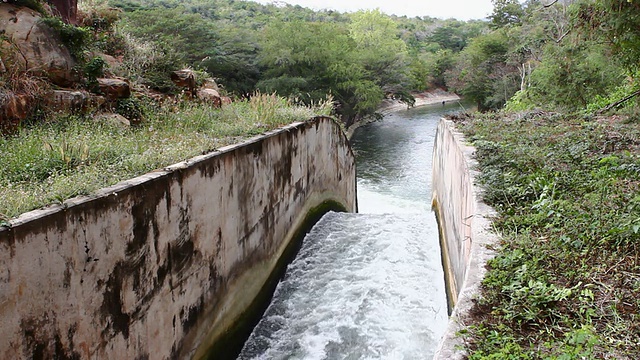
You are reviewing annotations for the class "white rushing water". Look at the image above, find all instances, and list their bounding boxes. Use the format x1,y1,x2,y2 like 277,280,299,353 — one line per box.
238,103,459,360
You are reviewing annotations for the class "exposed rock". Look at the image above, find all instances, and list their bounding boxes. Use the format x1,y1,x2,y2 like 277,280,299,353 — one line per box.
221,96,232,106
97,53,121,75
94,113,132,127
171,69,196,92
46,0,78,25
198,88,220,99
97,78,130,100
198,88,221,107
48,90,104,112
1,92,30,134
0,3,79,86
0,39,22,72
202,78,220,91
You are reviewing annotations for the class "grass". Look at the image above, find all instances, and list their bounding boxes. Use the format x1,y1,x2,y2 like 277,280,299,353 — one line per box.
0,93,333,220
451,111,640,359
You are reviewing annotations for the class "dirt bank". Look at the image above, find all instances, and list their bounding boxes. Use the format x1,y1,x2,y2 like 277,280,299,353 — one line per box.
346,89,461,138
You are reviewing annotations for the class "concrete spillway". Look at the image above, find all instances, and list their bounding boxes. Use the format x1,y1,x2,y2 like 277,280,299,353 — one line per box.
0,117,356,360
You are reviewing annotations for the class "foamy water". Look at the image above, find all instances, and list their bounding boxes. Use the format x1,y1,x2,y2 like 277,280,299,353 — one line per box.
238,103,459,360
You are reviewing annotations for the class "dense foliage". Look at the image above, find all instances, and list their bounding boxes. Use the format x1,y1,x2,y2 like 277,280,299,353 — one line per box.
457,110,640,359
106,0,488,124
106,0,640,118
446,0,640,113
450,1,640,359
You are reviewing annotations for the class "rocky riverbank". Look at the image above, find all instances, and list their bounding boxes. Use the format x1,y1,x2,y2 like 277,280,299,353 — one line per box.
378,89,461,114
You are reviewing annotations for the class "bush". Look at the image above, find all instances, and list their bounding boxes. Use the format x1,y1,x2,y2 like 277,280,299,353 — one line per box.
40,17,92,60
115,97,144,121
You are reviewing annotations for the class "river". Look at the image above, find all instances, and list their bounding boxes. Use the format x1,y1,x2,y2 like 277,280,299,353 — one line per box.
237,102,463,360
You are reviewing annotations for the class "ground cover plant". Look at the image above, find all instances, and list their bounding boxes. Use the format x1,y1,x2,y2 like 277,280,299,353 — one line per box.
0,94,332,221
453,111,640,359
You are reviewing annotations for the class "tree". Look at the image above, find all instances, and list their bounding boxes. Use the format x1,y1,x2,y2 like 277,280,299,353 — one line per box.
446,31,519,110
348,10,411,97
526,38,625,108
490,0,525,28
120,6,219,65
575,0,640,74
428,21,467,51
258,20,382,124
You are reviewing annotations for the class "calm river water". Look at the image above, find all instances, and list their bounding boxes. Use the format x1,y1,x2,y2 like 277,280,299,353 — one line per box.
238,103,463,360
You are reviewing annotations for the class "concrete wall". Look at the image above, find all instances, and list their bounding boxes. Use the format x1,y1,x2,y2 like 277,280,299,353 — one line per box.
431,119,497,359
0,116,356,360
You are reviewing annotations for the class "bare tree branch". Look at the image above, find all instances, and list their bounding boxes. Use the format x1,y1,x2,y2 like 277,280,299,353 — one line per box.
596,90,640,114
556,29,571,43
543,0,559,8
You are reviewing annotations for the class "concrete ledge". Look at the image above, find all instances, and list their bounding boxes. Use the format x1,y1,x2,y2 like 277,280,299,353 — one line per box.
432,119,498,359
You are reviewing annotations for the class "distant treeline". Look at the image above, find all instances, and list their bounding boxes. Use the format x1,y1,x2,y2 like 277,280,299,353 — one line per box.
108,0,486,124
110,0,640,122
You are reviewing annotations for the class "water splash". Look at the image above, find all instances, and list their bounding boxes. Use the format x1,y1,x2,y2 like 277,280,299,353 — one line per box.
239,103,459,360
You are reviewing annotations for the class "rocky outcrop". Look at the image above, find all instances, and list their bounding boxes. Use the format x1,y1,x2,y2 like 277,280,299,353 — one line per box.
171,69,196,93
198,88,222,107
202,78,220,91
97,53,121,76
0,3,78,86
97,78,131,100
48,90,105,112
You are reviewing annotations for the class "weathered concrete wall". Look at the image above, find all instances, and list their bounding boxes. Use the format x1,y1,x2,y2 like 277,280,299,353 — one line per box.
0,116,356,360
431,119,497,360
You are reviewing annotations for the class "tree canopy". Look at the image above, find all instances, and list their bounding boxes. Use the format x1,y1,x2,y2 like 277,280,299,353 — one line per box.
109,0,486,124
444,0,640,113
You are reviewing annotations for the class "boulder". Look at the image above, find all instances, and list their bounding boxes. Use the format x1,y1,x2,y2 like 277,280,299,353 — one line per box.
1,92,30,134
48,90,104,112
198,88,221,107
94,113,132,127
171,69,196,91
0,39,22,72
202,78,220,91
0,3,78,86
97,53,121,75
96,78,130,100
221,96,232,106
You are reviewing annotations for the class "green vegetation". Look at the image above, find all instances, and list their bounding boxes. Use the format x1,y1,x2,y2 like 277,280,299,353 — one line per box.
440,1,640,358
3,0,489,219
108,0,488,122
456,111,640,359
4,2,640,355
446,0,640,113
0,94,331,219
5,0,489,125
40,16,93,60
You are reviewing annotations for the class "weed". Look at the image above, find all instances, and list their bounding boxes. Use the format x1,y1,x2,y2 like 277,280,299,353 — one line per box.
40,17,92,61
0,97,334,218
454,111,640,358
115,97,144,121
83,56,106,90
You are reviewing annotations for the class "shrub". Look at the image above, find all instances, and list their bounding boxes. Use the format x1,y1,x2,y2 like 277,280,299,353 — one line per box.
40,17,92,60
